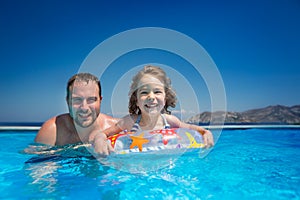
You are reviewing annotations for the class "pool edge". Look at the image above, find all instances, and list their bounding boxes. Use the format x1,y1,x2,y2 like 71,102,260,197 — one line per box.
1,125,300,131
0,126,41,131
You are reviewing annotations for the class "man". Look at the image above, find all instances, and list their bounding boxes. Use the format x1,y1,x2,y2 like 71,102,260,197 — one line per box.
34,73,118,152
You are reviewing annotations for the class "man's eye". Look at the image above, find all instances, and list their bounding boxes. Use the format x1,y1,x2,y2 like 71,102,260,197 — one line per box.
72,98,82,104
87,97,97,104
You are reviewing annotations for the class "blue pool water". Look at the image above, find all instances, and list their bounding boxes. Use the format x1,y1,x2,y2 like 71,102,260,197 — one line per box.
1,128,300,199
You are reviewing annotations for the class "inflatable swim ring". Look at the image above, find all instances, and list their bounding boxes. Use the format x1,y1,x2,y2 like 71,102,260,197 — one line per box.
107,128,205,154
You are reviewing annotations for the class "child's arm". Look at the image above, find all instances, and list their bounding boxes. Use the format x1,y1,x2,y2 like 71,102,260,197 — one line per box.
166,114,214,147
88,124,122,156
89,115,135,155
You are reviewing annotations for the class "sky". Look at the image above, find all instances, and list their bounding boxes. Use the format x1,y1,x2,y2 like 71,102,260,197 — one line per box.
0,0,299,122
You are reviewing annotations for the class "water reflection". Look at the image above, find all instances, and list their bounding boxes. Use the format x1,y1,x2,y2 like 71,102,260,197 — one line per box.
22,143,115,198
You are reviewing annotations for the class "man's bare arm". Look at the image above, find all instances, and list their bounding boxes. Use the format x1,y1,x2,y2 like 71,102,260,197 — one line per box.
34,117,57,146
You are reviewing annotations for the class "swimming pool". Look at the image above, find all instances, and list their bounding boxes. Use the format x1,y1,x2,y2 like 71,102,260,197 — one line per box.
1,128,299,199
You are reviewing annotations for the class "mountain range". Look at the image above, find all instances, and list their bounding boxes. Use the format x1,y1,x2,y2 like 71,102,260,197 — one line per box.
186,105,300,125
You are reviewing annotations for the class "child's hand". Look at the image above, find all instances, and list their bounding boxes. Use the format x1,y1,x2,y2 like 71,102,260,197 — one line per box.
89,131,114,156
202,130,214,148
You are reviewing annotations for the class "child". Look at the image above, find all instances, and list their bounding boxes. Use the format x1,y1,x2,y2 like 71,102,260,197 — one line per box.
91,65,214,155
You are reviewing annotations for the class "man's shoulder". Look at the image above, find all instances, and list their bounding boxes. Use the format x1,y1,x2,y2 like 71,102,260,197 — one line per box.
43,113,69,124
55,113,73,123
99,113,119,122
35,113,74,145
97,113,120,130
40,113,73,131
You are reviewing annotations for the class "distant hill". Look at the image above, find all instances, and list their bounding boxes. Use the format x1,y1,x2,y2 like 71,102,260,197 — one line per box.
186,105,300,125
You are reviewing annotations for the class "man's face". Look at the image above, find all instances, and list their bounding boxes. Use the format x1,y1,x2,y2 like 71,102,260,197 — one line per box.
67,80,101,128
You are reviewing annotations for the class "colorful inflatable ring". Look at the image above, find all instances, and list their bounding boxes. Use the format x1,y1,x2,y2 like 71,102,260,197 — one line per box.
107,128,205,154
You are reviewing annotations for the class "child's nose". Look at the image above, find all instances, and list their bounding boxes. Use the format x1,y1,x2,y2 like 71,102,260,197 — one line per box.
147,91,155,99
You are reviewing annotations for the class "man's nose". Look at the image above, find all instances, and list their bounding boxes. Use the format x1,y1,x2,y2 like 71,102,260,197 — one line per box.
80,99,89,109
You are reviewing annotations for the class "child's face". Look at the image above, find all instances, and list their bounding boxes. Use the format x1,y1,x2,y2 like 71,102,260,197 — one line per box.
136,75,166,115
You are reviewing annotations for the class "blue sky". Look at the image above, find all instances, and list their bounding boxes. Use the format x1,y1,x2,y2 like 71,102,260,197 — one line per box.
0,0,299,122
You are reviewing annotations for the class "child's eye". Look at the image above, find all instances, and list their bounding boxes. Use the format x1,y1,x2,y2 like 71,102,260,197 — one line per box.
140,91,148,95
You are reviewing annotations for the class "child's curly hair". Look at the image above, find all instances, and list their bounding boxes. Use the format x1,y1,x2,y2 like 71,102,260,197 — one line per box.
128,65,177,114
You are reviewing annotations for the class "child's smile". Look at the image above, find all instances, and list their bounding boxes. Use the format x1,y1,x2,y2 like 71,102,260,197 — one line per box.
136,75,166,115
